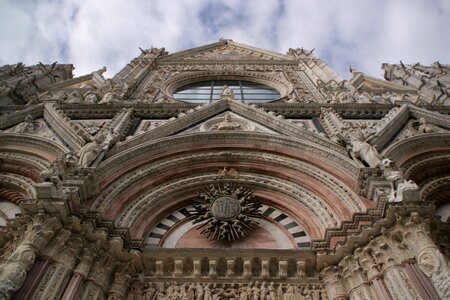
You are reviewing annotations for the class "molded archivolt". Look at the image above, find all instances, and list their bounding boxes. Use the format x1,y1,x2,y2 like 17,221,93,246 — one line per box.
0,133,68,163
0,134,66,205
92,132,370,246
385,133,450,219
161,71,293,100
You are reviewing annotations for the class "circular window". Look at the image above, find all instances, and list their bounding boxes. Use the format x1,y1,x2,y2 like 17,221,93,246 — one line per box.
173,80,281,104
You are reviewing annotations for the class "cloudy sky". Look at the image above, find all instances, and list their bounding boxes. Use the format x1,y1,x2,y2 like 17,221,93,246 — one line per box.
1,0,449,79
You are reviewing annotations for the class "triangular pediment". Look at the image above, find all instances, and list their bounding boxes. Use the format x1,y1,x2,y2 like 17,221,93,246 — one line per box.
369,105,450,152
160,40,292,62
350,72,418,94
109,99,345,156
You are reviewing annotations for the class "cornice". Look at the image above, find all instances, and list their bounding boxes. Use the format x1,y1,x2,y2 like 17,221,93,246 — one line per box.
52,103,450,120
43,103,90,151
0,103,44,129
158,60,299,66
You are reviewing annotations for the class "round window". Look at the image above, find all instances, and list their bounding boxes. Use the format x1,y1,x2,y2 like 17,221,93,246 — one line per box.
173,80,281,104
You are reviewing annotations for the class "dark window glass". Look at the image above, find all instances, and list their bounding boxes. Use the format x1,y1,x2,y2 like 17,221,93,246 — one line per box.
173,80,280,103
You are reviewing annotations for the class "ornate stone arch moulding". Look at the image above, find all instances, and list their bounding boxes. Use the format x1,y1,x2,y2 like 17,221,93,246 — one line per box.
0,133,68,162
94,150,362,216
160,70,293,100
114,174,347,240
420,176,450,202
383,133,450,166
101,133,357,181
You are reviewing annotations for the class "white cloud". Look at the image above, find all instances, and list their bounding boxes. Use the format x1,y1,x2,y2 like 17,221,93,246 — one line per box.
0,0,449,79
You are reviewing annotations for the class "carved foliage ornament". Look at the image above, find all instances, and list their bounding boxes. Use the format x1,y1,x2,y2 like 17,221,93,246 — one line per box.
192,182,262,242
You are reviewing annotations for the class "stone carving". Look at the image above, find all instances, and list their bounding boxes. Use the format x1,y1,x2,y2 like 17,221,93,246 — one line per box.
38,152,79,187
127,282,325,300
342,126,381,168
220,85,235,100
40,161,65,188
192,182,262,241
417,117,441,133
78,133,105,167
383,61,450,104
394,180,419,202
79,121,105,135
14,114,37,133
0,214,60,298
99,91,121,104
381,158,420,203
84,92,100,104
0,62,73,104
316,79,353,103
217,166,239,178
211,113,243,131
201,113,254,132
66,90,84,104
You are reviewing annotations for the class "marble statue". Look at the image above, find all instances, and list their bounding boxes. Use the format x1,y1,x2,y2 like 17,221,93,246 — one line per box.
78,134,105,167
343,128,381,168
418,117,439,133
212,113,242,131
14,115,36,133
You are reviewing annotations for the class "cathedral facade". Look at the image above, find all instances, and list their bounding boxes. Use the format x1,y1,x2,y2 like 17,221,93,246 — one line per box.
0,40,449,299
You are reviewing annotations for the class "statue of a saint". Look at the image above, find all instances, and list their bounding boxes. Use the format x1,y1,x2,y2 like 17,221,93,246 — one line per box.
14,115,36,133
418,117,439,133
344,129,381,168
222,85,233,95
78,134,105,167
220,85,235,100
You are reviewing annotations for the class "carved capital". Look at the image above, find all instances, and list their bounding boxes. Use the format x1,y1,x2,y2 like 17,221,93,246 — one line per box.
321,265,347,299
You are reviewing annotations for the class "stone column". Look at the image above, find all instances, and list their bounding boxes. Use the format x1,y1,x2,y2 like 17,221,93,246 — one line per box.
13,258,50,300
80,253,115,300
33,233,84,300
383,265,421,300
226,259,235,277
403,260,440,300
61,245,97,300
401,212,450,299
107,272,131,300
340,254,375,300
370,275,392,300
0,214,61,299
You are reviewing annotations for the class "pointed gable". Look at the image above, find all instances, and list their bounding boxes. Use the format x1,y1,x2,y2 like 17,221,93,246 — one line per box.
109,99,345,157
160,40,292,62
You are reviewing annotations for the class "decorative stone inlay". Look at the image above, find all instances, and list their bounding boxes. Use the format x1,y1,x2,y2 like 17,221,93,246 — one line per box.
192,182,262,242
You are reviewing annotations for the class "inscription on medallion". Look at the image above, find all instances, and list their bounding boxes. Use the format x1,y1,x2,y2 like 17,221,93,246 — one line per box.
211,196,241,220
